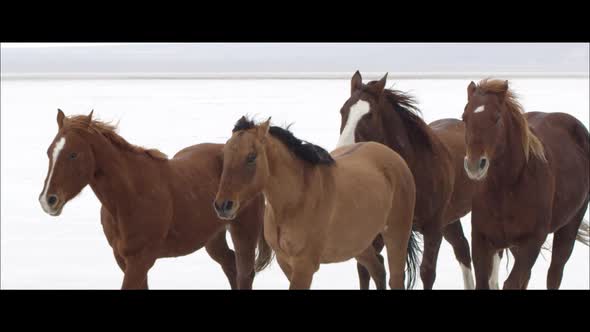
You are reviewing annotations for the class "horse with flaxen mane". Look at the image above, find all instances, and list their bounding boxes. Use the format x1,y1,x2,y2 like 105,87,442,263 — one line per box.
462,79,589,289
214,116,420,289
337,71,476,289
39,109,271,289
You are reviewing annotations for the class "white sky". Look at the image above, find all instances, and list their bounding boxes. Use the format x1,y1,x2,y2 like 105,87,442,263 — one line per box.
1,43,588,75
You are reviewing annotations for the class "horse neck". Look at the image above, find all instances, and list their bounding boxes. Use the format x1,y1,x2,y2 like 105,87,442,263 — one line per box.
380,102,417,165
262,136,310,215
86,132,165,215
487,110,528,186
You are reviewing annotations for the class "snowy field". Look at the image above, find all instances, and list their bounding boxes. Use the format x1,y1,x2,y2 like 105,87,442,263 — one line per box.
1,78,588,289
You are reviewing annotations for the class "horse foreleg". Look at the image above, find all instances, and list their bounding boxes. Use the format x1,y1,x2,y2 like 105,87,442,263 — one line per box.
288,257,318,290
229,222,257,290
276,254,292,282
503,236,545,290
205,230,238,289
121,252,156,290
472,230,496,290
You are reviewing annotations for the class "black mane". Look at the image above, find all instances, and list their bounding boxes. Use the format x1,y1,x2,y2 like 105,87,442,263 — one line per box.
382,89,434,151
232,116,334,165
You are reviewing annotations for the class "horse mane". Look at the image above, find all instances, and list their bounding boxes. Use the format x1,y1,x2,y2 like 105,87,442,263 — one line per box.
381,88,435,151
66,115,168,161
476,79,547,162
232,117,334,165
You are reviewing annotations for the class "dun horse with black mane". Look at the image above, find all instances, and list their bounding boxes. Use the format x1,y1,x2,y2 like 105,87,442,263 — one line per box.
215,116,420,289
39,110,271,289
462,79,589,289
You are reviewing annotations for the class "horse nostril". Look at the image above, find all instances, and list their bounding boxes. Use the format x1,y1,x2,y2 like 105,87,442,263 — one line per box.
223,200,234,211
47,195,58,206
479,158,487,170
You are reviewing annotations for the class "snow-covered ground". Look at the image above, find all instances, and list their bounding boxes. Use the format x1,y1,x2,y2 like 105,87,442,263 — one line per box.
1,78,588,289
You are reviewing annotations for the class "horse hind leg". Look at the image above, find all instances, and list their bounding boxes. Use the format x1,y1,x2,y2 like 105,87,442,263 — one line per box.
355,243,387,290
443,220,474,289
547,202,589,289
356,235,385,289
419,225,444,290
205,230,238,289
381,208,416,290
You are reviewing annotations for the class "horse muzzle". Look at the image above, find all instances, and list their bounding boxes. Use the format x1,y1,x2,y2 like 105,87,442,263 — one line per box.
213,199,240,221
39,193,65,217
464,155,490,181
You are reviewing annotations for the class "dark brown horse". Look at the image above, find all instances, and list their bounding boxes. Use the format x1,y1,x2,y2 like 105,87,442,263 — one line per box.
337,71,476,289
214,116,420,289
462,79,589,289
39,109,271,289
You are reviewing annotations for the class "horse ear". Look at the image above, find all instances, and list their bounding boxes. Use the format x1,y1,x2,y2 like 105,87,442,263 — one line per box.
351,70,362,94
370,73,388,96
57,108,65,128
498,80,509,104
86,110,94,127
467,81,476,99
257,117,271,140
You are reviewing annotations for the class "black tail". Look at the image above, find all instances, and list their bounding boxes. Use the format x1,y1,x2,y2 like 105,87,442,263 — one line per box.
405,226,422,289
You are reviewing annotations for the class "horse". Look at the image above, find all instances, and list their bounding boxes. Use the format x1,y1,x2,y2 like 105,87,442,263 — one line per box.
38,109,271,289
214,116,420,289
336,71,476,289
462,79,590,289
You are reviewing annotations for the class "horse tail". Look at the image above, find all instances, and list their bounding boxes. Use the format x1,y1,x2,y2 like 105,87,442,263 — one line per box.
405,225,422,289
576,219,590,247
254,224,274,273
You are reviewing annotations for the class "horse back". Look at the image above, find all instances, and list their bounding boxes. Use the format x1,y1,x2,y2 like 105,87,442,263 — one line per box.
331,142,414,197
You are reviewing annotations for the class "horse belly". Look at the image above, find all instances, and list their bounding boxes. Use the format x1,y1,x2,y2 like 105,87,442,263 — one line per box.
163,211,223,257
529,113,590,230
545,147,589,231
321,183,392,262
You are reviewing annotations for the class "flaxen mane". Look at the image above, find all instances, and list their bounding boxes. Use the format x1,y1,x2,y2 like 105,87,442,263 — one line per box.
380,87,436,151
476,79,546,162
66,115,168,160
233,116,334,165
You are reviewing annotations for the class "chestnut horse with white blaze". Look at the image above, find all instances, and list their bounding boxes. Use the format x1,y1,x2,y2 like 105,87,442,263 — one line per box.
337,71,476,289
462,79,589,289
39,109,271,289
214,116,420,289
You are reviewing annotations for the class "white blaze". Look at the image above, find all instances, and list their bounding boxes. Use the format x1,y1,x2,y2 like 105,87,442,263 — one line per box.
40,136,66,213
336,99,370,148
474,105,485,113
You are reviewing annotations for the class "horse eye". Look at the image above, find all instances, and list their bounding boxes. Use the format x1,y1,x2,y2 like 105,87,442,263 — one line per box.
246,153,257,164
69,152,78,160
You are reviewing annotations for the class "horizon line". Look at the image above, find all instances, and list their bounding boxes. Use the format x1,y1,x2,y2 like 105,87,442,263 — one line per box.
3,71,589,80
